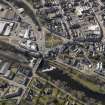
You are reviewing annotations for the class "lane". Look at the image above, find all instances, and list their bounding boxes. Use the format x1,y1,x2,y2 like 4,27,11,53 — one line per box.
0,76,26,89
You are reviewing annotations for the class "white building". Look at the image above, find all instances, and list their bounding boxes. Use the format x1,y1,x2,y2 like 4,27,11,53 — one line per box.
0,21,14,36
17,8,24,14
75,6,90,16
88,25,99,31
4,26,11,36
24,29,30,39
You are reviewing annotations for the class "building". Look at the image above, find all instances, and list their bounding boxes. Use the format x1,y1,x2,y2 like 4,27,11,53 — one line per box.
75,6,90,17
0,21,14,36
24,29,30,39
0,21,7,34
5,88,23,99
0,62,11,75
17,8,24,14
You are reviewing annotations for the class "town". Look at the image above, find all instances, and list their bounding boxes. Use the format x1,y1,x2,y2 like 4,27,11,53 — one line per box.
0,0,105,105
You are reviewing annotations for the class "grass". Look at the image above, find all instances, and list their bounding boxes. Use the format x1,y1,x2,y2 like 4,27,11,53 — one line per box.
48,60,105,94
72,73,105,94
45,33,63,48
26,0,33,5
52,88,59,96
0,99,16,105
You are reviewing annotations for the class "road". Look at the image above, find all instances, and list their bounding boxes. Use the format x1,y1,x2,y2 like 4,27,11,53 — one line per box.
33,58,42,74
16,57,42,104
55,55,105,87
33,74,85,105
21,0,41,30
0,76,26,89
0,49,28,63
2,0,46,52
87,0,103,41
55,0,72,39
16,0,70,52
20,0,46,51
